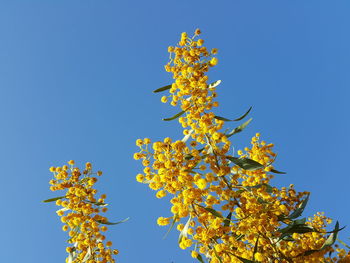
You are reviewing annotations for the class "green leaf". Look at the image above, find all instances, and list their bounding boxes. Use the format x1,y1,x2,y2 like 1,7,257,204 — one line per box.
153,84,171,93
214,106,252,122
235,234,244,241
234,255,257,263
337,239,350,249
224,212,232,227
42,196,66,203
82,247,91,262
296,249,319,257
289,194,310,219
179,216,192,243
197,205,223,218
226,156,264,171
233,106,252,121
86,200,108,206
226,118,253,138
184,154,194,160
252,236,259,260
213,250,223,263
196,254,205,263
214,116,233,122
270,168,286,174
278,219,316,241
181,129,193,143
208,80,221,89
294,218,307,225
163,110,186,121
245,183,273,193
163,215,177,239
95,217,130,225
321,221,341,250
280,224,315,235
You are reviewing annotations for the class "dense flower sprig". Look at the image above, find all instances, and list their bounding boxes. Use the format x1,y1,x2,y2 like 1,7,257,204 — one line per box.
135,30,350,262
47,161,118,263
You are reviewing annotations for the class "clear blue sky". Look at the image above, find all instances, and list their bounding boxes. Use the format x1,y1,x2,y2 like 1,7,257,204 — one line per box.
0,1,349,262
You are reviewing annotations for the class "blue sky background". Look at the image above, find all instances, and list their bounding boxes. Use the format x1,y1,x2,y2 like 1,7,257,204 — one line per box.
0,1,349,262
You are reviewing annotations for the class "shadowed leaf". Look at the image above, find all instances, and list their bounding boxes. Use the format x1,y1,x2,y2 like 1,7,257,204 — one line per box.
289,194,310,219
208,80,221,89
321,221,341,250
153,84,171,93
224,212,232,227
226,118,253,137
196,254,205,263
163,215,177,239
197,205,223,218
214,106,252,122
42,196,66,203
95,217,129,225
163,110,186,121
226,156,264,171
234,255,257,263
179,216,192,243
270,169,286,174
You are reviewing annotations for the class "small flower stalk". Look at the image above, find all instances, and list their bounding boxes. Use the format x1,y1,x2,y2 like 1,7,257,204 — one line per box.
44,161,121,263
135,30,350,262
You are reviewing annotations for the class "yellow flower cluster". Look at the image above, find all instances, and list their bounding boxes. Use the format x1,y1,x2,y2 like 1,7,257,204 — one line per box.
135,30,350,262
163,29,222,145
48,161,118,263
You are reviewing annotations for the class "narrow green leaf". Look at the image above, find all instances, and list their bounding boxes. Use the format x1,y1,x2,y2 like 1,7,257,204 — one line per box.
294,218,307,225
196,254,205,263
208,80,221,89
226,156,264,171
296,249,319,257
245,183,273,193
214,116,232,121
163,215,177,239
270,169,286,174
184,154,193,160
321,221,340,250
179,216,192,243
337,239,350,249
280,224,315,235
163,110,186,121
42,196,66,203
326,225,345,234
236,234,244,241
213,250,224,263
234,255,257,263
226,118,253,138
198,205,223,218
95,217,129,225
181,129,193,142
233,106,253,121
153,84,171,93
214,107,253,122
86,200,108,206
224,212,232,227
252,236,259,260
289,194,310,219
82,247,91,262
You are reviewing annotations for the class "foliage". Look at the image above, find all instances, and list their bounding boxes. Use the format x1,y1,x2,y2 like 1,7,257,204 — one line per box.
134,30,350,262
44,161,123,263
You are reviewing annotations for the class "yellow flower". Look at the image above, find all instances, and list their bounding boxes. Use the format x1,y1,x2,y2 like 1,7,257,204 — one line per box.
194,28,201,35
195,178,207,190
210,57,218,66
48,162,118,262
136,139,143,146
254,252,264,261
